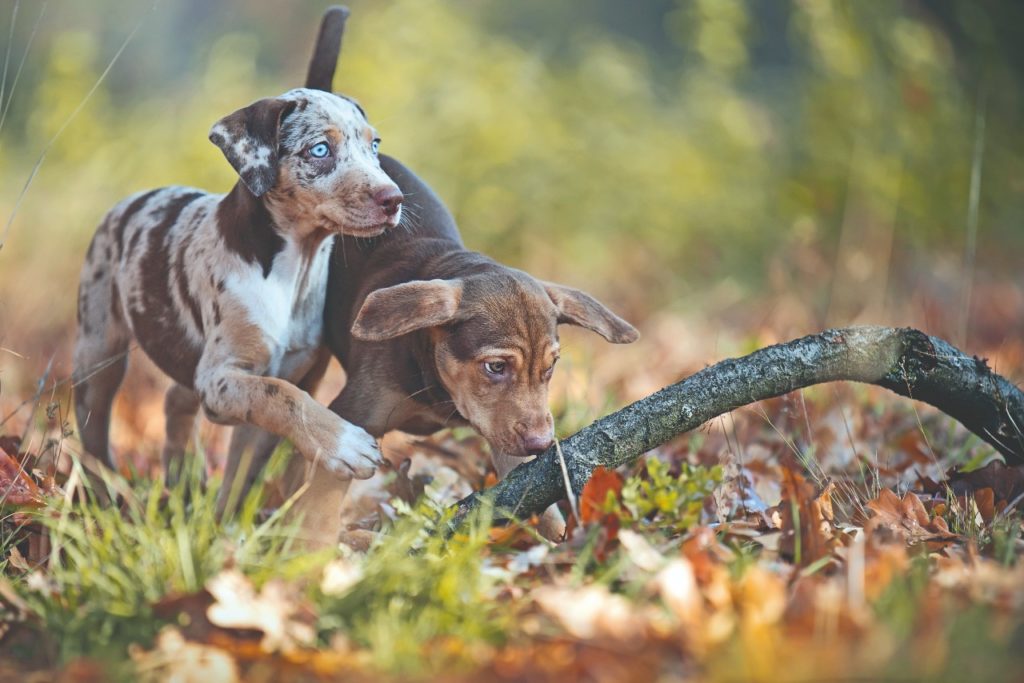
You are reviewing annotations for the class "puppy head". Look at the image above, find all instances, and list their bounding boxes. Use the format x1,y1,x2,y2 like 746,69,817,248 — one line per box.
351,270,639,458
209,88,402,236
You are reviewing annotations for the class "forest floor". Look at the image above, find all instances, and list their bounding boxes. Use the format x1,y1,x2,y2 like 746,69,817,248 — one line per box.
0,276,1023,683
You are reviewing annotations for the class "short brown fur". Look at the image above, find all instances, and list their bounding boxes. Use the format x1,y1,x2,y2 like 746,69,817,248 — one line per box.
279,157,639,546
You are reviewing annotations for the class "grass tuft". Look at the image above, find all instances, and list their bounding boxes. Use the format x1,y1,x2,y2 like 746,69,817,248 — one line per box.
18,451,313,663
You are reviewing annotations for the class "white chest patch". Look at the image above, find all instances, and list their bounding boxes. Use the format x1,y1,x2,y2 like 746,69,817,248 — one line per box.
226,236,333,375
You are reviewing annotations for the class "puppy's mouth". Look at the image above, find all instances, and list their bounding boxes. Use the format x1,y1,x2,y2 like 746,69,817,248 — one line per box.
481,433,535,460
316,207,400,237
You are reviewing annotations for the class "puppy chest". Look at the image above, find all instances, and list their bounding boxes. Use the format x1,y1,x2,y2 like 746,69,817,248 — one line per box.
228,259,329,359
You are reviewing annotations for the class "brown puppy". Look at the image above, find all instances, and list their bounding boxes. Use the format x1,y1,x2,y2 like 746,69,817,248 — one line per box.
279,157,639,545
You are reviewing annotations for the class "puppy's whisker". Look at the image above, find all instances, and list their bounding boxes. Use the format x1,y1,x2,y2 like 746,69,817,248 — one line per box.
384,384,438,428
442,405,462,427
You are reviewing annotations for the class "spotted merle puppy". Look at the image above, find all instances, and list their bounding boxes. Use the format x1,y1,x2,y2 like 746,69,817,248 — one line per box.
73,88,403,485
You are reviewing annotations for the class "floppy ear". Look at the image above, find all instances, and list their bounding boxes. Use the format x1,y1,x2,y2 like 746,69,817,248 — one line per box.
352,279,464,341
543,282,640,344
209,97,296,197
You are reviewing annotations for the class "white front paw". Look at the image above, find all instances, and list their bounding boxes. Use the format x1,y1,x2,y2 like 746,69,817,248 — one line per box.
319,421,382,480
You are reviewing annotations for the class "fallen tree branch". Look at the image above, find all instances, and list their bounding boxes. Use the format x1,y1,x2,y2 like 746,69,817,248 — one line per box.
452,326,1024,525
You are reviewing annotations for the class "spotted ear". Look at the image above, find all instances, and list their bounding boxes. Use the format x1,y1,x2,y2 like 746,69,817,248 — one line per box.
352,279,464,342
543,282,640,344
209,98,296,197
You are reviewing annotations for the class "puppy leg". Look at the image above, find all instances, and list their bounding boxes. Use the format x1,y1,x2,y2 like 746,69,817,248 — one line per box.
196,357,381,474
491,450,567,541
73,250,131,470
280,451,353,550
161,383,201,485
282,380,382,549
217,425,283,517
217,350,330,517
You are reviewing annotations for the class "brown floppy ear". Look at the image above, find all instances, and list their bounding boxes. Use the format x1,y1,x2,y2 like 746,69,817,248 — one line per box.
544,282,640,344
352,279,464,341
209,97,296,197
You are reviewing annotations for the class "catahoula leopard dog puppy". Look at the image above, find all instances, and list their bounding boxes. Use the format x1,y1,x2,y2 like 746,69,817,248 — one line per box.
270,160,641,546
73,88,402,487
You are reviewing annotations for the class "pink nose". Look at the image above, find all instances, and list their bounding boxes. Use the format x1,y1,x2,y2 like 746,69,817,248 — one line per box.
521,433,554,456
372,186,403,216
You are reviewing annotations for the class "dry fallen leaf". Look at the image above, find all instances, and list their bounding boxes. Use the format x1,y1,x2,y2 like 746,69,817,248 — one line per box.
533,584,645,642
206,570,314,653
948,461,1024,504
973,487,996,525
776,469,837,565
579,466,624,526
320,558,364,597
618,529,665,573
131,626,239,683
653,558,702,628
0,447,44,508
863,489,956,549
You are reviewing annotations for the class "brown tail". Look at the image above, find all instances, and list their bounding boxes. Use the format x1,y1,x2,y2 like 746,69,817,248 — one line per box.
306,6,350,91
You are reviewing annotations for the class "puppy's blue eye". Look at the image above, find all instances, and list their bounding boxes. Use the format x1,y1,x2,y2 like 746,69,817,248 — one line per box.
371,138,380,155
308,142,330,158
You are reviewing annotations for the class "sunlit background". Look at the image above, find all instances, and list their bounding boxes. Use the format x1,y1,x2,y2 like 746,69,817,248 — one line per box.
1,0,1022,468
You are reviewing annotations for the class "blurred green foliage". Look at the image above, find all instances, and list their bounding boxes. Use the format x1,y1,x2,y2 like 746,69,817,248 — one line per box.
617,457,724,533
18,454,313,663
316,500,511,673
0,0,1021,350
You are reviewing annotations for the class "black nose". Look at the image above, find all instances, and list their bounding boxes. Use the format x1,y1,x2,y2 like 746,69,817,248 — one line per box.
522,434,554,456
372,186,403,216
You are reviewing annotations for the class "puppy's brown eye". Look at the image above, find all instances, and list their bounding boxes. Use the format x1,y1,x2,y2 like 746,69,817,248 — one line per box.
543,357,559,380
483,360,506,377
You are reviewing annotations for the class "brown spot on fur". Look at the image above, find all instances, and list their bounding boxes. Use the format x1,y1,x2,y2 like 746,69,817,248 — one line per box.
210,317,273,379
110,281,122,322
209,98,296,197
127,227,143,257
114,189,161,258
128,191,205,387
174,222,206,335
216,184,284,278
77,292,88,328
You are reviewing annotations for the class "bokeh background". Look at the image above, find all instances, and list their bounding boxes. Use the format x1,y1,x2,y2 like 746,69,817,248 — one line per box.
1,0,1022,469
